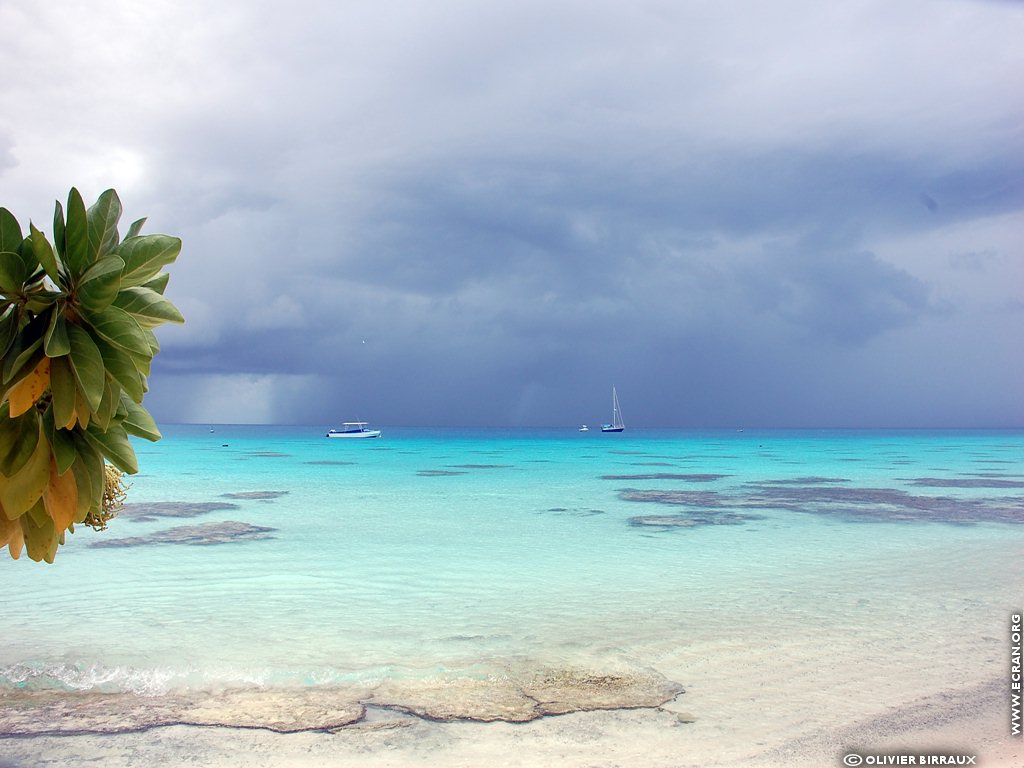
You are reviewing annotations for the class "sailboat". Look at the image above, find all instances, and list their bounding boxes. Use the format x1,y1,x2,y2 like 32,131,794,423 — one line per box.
601,387,625,433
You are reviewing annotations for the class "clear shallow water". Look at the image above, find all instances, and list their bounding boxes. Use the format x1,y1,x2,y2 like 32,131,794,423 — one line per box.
2,427,1022,727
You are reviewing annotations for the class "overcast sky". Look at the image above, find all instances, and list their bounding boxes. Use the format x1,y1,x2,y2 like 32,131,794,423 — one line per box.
1,0,1021,427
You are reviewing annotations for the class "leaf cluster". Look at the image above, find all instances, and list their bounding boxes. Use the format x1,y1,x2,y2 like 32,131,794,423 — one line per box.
0,188,183,562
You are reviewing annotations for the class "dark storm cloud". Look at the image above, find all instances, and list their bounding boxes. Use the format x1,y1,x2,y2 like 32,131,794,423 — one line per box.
2,0,1022,426
743,248,941,345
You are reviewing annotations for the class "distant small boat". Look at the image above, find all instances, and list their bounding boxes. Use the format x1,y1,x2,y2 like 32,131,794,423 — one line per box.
579,425,589,432
326,422,382,439
601,387,625,433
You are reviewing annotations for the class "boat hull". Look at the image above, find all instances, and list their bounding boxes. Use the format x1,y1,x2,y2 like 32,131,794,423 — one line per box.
603,387,625,432
326,430,382,438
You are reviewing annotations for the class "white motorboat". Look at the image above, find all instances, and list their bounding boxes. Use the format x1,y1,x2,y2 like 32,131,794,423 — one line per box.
326,422,382,439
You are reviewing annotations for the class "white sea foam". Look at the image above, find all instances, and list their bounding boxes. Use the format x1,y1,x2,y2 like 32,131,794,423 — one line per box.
0,660,184,695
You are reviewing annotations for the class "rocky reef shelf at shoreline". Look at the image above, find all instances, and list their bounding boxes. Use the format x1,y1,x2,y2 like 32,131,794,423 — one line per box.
0,666,684,737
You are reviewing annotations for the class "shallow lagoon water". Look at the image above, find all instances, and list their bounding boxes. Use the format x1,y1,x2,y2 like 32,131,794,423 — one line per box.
2,427,1022,764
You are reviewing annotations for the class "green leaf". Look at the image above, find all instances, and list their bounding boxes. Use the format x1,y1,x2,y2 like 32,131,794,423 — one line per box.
41,405,76,475
53,200,66,261
86,189,122,261
68,450,94,521
2,311,47,384
93,335,145,402
143,327,159,355
84,422,138,474
126,216,146,240
0,250,26,294
44,311,71,357
30,223,62,285
120,396,161,441
77,255,124,312
90,376,120,431
141,272,170,295
0,307,17,359
0,407,40,478
131,348,152,377
70,432,103,514
49,354,78,428
63,188,90,276
82,304,151,358
0,208,23,253
116,234,181,288
113,286,184,328
66,323,105,412
24,290,61,315
0,417,49,517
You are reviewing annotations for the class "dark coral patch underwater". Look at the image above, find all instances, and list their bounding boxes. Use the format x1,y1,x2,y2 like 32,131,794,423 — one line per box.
119,501,239,523
629,512,766,529
221,491,290,500
617,482,1024,526
601,473,730,482
90,521,277,548
905,477,1024,489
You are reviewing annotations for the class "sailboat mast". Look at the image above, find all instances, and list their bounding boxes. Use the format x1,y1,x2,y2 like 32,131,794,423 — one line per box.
602,386,625,432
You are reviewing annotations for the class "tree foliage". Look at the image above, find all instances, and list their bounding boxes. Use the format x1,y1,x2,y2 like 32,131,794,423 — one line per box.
0,188,183,562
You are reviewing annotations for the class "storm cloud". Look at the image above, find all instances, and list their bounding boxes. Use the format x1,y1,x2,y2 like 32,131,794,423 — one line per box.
1,0,1021,426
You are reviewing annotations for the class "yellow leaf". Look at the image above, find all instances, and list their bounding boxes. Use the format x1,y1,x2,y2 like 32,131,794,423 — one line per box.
5,530,24,560
73,386,91,428
6,357,51,417
20,500,58,563
44,456,79,531
0,511,25,559
62,404,79,430
0,420,50,517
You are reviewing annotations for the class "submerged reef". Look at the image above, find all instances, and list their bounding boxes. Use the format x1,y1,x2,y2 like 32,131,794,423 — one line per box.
600,473,729,482
905,477,1024,489
742,483,1024,523
89,521,277,548
545,507,606,517
617,480,1024,526
754,476,851,485
221,491,289,500
119,501,239,522
619,490,727,508
629,512,766,529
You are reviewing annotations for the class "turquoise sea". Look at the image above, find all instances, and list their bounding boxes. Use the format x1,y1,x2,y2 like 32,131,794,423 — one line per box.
2,426,1023,764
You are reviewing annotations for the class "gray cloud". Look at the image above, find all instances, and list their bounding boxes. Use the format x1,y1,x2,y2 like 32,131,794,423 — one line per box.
2,0,1022,426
